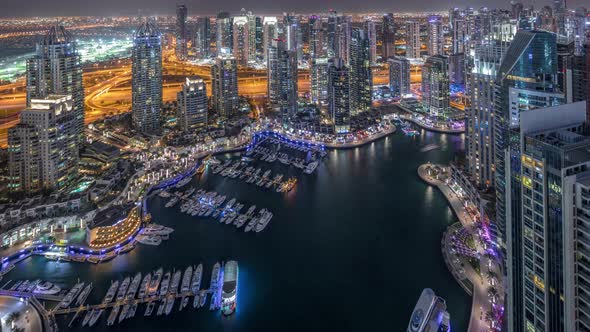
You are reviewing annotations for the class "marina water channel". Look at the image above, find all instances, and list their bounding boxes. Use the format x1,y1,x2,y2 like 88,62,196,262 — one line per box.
4,128,470,331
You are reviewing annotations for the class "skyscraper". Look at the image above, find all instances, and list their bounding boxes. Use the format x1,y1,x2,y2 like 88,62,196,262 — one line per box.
8,95,78,194
131,20,162,135
211,56,239,118
311,57,329,105
216,12,232,55
263,17,279,63
382,13,396,60
328,58,350,133
452,18,467,54
364,20,377,63
177,77,208,132
505,102,587,332
448,53,465,85
405,21,421,59
26,24,84,144
175,4,188,61
233,15,250,66
388,56,410,98
465,36,511,189
493,30,564,332
337,17,352,64
194,16,211,59
422,55,449,117
308,15,323,59
267,38,298,125
427,15,444,56
283,14,301,62
326,10,339,58
349,29,373,115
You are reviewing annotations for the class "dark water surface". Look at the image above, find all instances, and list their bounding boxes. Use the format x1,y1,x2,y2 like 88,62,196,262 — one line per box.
6,129,470,331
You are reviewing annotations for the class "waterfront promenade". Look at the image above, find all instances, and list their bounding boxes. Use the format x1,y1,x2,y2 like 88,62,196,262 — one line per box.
418,163,503,332
395,104,465,134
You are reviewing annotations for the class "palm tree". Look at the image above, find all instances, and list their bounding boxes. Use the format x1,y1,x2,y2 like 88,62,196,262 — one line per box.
5,311,21,326
488,287,499,304
486,270,498,285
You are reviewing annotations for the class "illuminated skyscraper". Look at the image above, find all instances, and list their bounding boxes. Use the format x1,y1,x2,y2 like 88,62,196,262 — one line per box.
131,20,162,134
308,15,323,59
283,14,302,61
337,17,352,64
267,38,298,125
388,56,410,98
452,18,467,54
505,102,588,332
349,29,372,115
233,15,250,66
422,55,449,117
493,31,565,332
216,12,233,55
211,56,239,118
26,24,84,144
311,57,329,105
195,16,211,58
382,13,396,60
177,77,208,132
364,20,377,63
405,21,421,59
326,10,339,58
263,17,279,62
176,4,188,61
328,58,350,133
427,15,443,56
8,95,78,194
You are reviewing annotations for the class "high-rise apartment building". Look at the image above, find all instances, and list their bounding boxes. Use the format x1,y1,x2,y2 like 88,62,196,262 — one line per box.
308,15,323,59
311,57,330,106
211,56,239,119
267,38,298,125
26,24,84,144
216,12,233,55
406,21,421,59
177,77,208,132
422,55,450,117
8,95,78,194
506,102,587,332
175,4,188,61
364,20,377,63
131,20,162,134
328,58,350,133
427,15,444,56
194,17,211,59
388,56,410,98
382,13,396,60
263,17,279,63
349,29,373,115
233,16,250,66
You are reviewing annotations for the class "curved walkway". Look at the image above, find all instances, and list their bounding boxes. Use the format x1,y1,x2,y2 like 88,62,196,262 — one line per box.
254,125,397,150
401,114,465,134
418,163,503,332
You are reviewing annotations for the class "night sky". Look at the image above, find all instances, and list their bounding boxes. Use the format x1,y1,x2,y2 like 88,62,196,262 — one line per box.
1,0,584,17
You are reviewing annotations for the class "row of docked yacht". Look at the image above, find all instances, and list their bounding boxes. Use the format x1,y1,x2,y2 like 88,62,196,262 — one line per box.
82,263,201,327
172,189,274,233
136,224,174,246
77,262,233,328
6,279,61,295
209,158,297,190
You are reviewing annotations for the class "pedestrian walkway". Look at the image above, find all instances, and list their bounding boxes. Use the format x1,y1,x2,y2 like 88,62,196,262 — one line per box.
418,163,504,332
